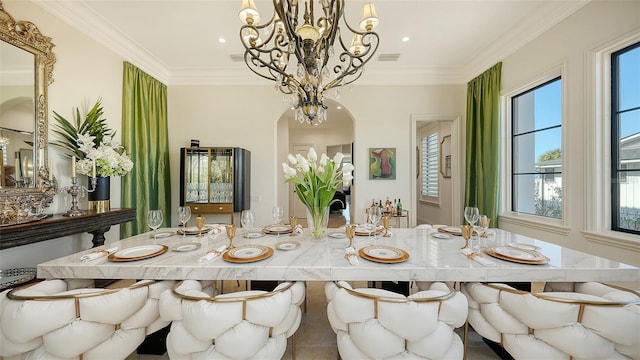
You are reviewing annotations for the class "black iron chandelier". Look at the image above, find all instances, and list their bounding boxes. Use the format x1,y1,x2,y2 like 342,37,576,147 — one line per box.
239,0,380,125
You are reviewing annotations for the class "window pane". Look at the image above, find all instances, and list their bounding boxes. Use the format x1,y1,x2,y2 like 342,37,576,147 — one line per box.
513,173,562,218
618,45,640,111
513,78,562,134
513,127,562,173
618,109,640,140
421,133,438,198
617,170,640,231
511,77,562,219
612,42,640,234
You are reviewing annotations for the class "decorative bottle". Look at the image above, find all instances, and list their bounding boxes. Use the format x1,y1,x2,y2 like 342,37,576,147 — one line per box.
397,198,403,215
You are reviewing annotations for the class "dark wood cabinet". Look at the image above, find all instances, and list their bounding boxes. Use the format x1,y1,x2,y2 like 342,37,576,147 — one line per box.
179,147,250,223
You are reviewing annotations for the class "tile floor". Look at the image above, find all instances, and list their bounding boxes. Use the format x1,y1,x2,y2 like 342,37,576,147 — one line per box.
128,281,500,360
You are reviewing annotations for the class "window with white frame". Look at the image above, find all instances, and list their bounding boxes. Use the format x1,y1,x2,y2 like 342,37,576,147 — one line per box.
611,41,640,234
420,126,439,200
511,77,563,219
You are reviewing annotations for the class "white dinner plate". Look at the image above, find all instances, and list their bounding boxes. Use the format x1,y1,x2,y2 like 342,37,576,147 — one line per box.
328,232,346,239
363,245,405,260
275,241,300,250
172,243,202,252
228,245,270,259
493,246,537,260
108,245,168,261
245,232,265,239
433,233,452,239
508,243,541,251
153,231,173,239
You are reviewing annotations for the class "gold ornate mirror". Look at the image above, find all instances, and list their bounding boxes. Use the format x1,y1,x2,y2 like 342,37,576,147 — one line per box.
0,0,56,224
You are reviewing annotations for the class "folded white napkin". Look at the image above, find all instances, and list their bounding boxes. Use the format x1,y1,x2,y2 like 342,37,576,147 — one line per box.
206,224,227,235
345,247,359,265
81,247,118,261
460,248,495,266
198,245,227,262
293,224,304,235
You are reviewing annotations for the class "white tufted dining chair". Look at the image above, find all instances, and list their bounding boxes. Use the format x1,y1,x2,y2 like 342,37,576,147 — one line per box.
159,280,306,360
462,282,640,360
0,278,175,360
325,281,468,359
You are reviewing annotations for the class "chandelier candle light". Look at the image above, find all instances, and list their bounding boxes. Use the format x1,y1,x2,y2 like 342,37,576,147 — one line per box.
282,147,353,239
239,0,380,125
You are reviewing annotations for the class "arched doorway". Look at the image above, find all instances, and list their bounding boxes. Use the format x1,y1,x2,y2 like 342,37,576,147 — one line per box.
276,99,355,226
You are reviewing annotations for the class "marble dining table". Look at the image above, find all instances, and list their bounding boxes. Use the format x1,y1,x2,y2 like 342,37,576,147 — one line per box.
37,226,639,286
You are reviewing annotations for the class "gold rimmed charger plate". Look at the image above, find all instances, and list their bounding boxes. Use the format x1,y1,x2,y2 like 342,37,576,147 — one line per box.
108,245,168,262
262,224,293,235
358,245,410,264
222,244,274,263
437,226,476,236
484,246,549,265
177,226,213,236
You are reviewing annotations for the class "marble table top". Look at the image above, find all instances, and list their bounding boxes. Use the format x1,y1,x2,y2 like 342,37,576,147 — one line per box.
37,227,639,283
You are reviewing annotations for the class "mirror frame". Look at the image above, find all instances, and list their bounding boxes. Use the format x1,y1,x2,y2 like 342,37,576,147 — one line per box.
0,1,56,223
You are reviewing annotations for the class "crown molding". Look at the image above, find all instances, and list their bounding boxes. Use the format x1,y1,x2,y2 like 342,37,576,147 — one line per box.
34,0,170,84
33,0,589,87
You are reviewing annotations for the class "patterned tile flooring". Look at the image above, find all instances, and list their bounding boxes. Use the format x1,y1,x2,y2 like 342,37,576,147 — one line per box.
128,280,499,360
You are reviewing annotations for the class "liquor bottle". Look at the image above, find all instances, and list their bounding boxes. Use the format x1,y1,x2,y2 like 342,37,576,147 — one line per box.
397,198,403,215
378,200,383,209
371,198,376,208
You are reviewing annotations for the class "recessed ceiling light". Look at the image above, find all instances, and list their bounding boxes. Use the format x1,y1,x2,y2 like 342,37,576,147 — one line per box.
337,106,342,110
402,36,410,42
218,37,226,44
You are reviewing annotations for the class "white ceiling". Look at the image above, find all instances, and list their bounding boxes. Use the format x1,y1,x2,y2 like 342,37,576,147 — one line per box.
35,0,589,87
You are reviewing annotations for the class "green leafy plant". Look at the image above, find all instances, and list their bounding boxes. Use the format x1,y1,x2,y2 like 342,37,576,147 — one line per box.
51,99,114,159
51,99,132,177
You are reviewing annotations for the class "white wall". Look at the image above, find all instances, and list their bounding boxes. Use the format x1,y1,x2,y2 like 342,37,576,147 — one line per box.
499,1,640,266
1,0,125,269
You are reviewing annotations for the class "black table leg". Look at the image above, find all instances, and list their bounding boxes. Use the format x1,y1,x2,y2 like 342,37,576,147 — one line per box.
88,225,111,247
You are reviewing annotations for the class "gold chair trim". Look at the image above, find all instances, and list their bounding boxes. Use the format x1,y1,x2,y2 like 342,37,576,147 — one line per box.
6,280,157,301
173,281,295,303
485,283,640,306
334,281,457,303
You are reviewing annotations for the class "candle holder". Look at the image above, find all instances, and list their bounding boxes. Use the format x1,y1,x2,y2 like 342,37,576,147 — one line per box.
62,176,97,217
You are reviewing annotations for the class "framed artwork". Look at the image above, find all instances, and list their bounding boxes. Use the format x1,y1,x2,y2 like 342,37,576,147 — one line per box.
369,147,396,180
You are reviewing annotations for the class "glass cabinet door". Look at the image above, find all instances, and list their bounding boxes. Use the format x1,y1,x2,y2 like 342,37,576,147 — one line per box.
209,148,233,204
184,148,209,203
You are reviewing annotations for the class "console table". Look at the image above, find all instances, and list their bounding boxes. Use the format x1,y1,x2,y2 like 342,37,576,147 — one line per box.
0,208,136,250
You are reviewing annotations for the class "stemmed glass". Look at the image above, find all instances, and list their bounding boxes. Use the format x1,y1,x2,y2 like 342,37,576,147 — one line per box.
382,216,391,237
177,206,191,238
272,206,283,225
147,210,163,238
346,224,357,248
272,206,284,238
368,207,382,239
226,224,237,250
195,215,205,238
289,216,297,237
464,206,479,227
241,209,255,238
478,215,490,238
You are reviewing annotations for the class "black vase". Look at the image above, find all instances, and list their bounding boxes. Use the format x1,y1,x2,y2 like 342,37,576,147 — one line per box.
88,176,110,212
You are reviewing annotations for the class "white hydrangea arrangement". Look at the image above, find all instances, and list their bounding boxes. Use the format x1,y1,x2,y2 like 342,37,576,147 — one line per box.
75,134,133,177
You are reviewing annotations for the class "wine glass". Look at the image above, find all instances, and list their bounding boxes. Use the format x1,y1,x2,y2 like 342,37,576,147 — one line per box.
241,209,255,238
382,216,391,237
289,216,298,237
272,206,283,225
345,224,357,248
195,215,205,238
461,225,473,249
147,210,163,238
226,224,237,249
177,206,191,238
478,215,490,238
464,206,480,227
369,207,381,239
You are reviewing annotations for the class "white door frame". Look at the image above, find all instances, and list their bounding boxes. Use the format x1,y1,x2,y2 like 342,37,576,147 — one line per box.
410,115,463,226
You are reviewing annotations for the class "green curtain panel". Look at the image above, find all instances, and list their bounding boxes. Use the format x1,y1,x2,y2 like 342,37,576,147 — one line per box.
464,62,502,227
120,62,170,238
